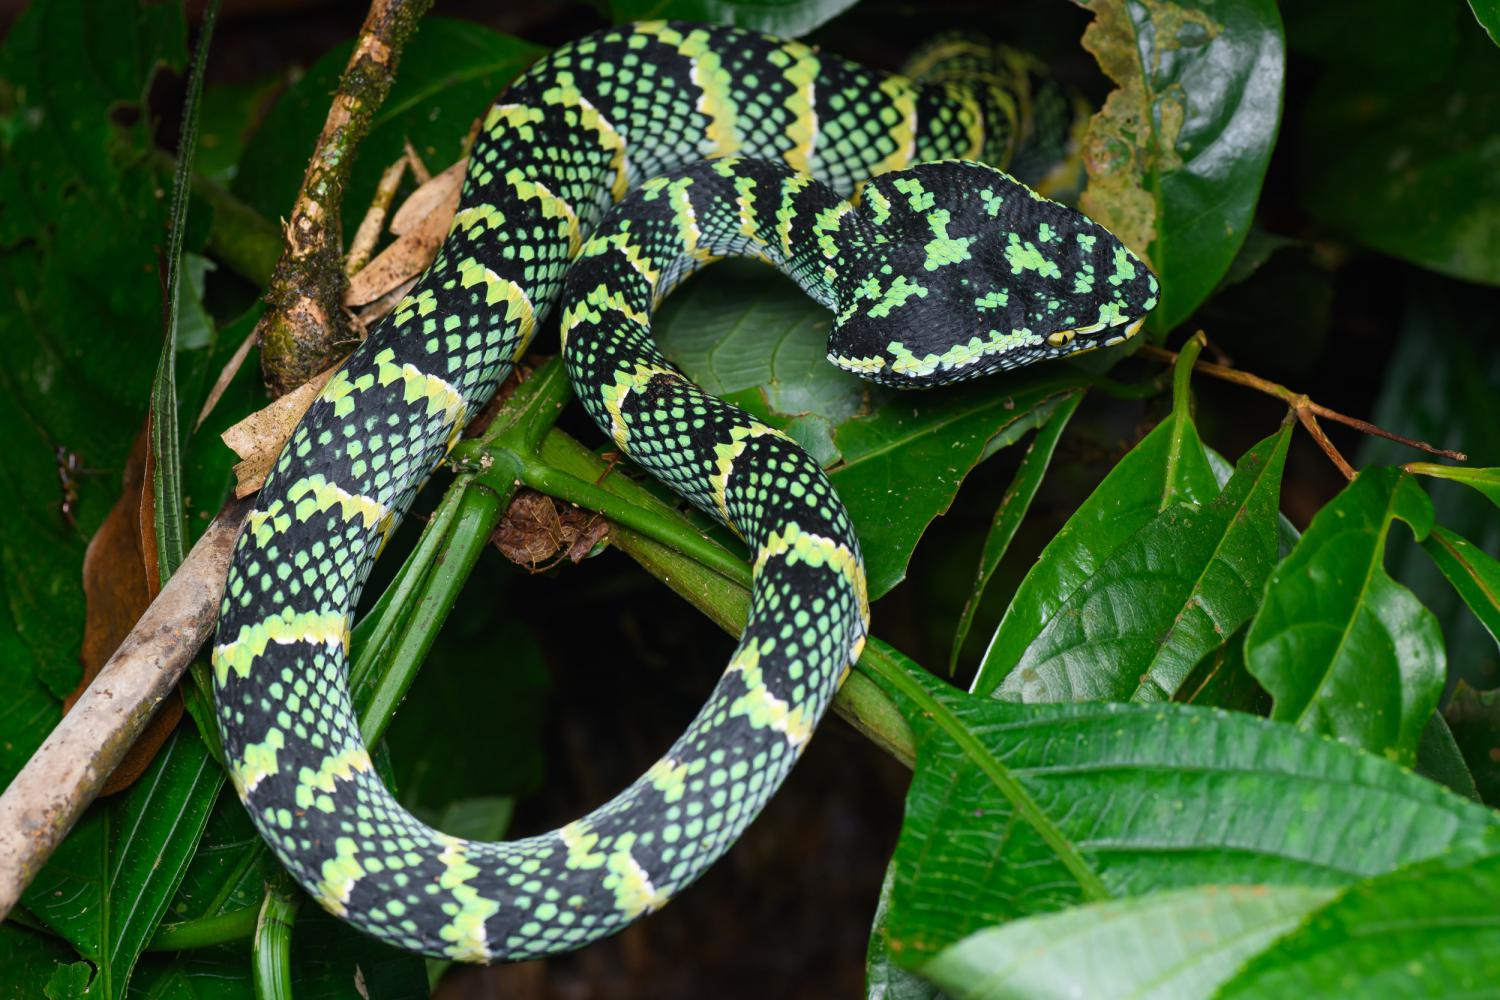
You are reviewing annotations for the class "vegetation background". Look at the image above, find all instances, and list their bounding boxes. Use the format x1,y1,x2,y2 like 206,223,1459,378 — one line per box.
0,0,1497,997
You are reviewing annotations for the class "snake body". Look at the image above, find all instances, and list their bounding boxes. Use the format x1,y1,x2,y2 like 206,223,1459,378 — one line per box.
213,21,1157,962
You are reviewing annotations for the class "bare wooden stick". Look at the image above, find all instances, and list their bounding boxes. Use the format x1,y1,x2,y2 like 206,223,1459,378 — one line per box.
0,497,252,920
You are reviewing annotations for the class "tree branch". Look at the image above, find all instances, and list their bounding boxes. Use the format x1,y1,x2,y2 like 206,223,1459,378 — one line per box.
0,498,252,921
254,0,433,397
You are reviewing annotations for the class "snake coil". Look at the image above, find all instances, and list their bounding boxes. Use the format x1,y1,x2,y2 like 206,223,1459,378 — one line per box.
213,21,1157,961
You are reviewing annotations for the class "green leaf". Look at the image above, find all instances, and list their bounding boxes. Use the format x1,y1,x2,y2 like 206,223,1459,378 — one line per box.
656,263,1084,597
1472,0,1500,46
1216,844,1500,998
21,728,223,999
234,18,542,226
605,0,859,36
1245,468,1444,764
972,355,1220,695
1415,712,1480,802
867,870,948,1000
150,0,219,585
1409,465,1500,512
1295,2,1500,284
1174,625,1268,713
384,568,549,812
0,923,84,1000
1422,525,1500,654
996,423,1291,704
0,0,188,772
871,661,1498,964
922,884,1335,1000
949,391,1084,674
1445,682,1500,808
1076,0,1285,331
128,949,255,1000
1361,288,1500,688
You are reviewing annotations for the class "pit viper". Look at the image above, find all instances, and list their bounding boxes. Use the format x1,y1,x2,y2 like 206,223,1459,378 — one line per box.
212,20,1158,961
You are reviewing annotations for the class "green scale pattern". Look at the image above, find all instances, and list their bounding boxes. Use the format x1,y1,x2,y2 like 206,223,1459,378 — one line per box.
211,19,1157,962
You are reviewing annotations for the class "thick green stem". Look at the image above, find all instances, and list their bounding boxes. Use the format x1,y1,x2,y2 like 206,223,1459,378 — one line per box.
252,877,299,1000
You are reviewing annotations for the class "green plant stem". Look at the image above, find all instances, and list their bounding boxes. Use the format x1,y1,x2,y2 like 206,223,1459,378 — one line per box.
149,906,259,951
252,877,299,1000
360,482,506,747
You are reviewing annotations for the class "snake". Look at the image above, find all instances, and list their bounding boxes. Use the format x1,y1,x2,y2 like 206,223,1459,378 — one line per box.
211,20,1158,962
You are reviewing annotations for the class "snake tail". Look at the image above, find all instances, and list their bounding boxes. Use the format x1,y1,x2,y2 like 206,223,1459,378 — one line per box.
211,21,1157,962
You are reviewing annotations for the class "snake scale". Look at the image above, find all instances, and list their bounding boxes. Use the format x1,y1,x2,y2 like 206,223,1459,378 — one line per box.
212,20,1157,961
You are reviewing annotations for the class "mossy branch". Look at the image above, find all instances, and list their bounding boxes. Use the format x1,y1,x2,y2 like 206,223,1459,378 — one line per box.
254,0,434,397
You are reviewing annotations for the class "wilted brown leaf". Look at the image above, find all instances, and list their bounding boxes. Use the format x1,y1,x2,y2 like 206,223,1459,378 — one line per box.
345,159,463,308
221,366,336,496
493,488,609,570
69,425,181,794
389,157,463,235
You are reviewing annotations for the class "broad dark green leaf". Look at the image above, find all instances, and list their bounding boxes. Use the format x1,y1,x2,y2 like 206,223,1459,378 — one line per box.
1245,468,1444,764
0,923,85,999
234,18,542,227
385,575,548,812
1422,525,1500,654
1076,0,1285,331
1295,1,1500,284
607,0,858,35
157,793,280,934
1472,0,1500,46
1174,625,1268,714
129,909,430,1000
0,0,188,775
1445,683,1500,808
1361,288,1500,688
950,392,1084,674
22,729,222,999
996,424,1290,704
973,373,1220,695
876,662,1498,964
1415,712,1480,802
1216,844,1500,998
656,262,1084,598
922,884,1334,1000
128,949,254,1000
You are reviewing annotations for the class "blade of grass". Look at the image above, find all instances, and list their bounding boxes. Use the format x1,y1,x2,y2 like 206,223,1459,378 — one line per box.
151,0,220,583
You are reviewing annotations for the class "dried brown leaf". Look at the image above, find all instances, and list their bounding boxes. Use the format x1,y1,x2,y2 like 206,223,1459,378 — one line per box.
69,426,181,795
221,366,336,496
345,162,462,307
492,488,608,570
388,157,463,236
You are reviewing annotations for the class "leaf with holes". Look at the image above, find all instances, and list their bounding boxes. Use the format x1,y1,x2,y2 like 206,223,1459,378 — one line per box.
1077,0,1285,330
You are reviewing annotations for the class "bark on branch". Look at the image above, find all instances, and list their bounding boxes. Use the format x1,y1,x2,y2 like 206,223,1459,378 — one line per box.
255,0,434,397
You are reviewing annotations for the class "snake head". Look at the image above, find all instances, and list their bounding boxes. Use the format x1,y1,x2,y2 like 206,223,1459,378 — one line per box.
827,160,1158,388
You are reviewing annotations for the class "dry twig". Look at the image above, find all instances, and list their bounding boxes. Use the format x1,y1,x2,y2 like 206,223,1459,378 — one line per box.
0,498,252,920
1138,341,1467,478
